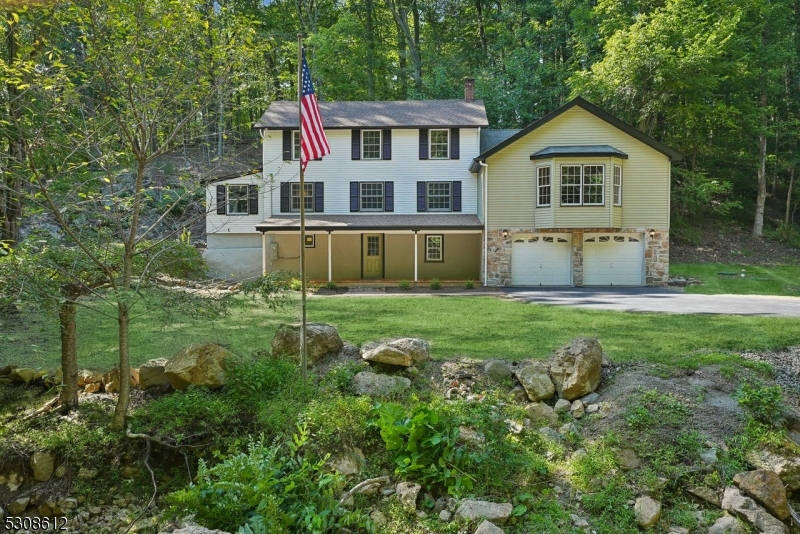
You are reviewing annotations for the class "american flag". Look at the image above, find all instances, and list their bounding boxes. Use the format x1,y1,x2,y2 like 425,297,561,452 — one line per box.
300,49,330,172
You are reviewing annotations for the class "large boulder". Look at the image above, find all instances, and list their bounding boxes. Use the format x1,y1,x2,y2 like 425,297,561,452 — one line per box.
455,500,513,524
139,358,171,390
351,371,410,397
733,470,790,520
361,338,430,367
165,343,232,390
721,486,788,534
514,362,555,401
525,402,558,426
747,448,800,492
271,323,343,365
30,451,55,482
103,366,140,394
8,368,40,384
549,338,603,400
634,496,661,529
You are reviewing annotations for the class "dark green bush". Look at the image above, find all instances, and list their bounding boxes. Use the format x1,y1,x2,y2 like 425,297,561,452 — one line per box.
735,381,784,426
226,356,301,406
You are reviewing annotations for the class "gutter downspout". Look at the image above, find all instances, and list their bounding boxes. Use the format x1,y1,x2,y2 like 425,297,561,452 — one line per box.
478,160,489,287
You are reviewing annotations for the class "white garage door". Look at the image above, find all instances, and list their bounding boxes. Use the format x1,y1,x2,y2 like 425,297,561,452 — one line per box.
511,234,572,286
583,234,644,286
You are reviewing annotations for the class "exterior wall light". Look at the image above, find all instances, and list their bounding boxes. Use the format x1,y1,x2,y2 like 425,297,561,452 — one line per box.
502,230,509,239
649,230,656,238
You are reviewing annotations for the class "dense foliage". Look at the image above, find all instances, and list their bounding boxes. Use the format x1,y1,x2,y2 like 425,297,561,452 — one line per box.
0,0,798,247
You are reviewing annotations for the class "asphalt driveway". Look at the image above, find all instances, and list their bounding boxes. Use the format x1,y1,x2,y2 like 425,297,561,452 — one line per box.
504,287,800,317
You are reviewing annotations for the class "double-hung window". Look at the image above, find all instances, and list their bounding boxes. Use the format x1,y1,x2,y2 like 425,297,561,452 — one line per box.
560,165,605,206
360,182,384,211
430,129,449,159
537,166,551,207
613,165,623,206
426,235,443,262
362,130,381,159
291,182,314,212
293,131,301,160
226,185,250,215
427,182,451,211
217,184,258,215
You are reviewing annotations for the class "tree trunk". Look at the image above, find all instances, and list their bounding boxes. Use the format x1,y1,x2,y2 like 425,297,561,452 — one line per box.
366,0,376,99
58,297,79,410
2,19,23,246
386,0,422,95
787,165,795,226
397,21,408,98
753,99,768,237
476,0,488,53
412,0,421,92
111,301,130,430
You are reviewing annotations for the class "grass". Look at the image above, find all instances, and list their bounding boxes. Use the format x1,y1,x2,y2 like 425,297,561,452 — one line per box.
0,297,800,369
671,262,800,296
2,294,800,370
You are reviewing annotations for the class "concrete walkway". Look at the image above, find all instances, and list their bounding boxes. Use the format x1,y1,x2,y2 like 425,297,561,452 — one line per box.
504,287,800,317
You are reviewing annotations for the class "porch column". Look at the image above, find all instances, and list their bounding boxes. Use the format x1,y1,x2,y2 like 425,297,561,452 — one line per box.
327,232,332,282
261,232,267,275
414,231,418,282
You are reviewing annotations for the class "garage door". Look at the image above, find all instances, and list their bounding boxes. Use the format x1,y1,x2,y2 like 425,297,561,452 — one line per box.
511,234,572,286
583,234,644,286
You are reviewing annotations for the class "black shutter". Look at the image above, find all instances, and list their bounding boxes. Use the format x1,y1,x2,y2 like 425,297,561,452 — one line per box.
314,182,324,212
248,185,259,215
450,128,460,160
417,181,427,212
382,129,392,160
216,185,226,215
452,181,462,212
385,181,394,212
351,130,361,160
280,182,290,213
350,182,359,212
282,130,292,161
419,129,429,160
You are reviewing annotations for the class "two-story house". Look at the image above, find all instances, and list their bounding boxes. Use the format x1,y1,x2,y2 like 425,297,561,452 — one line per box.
204,88,680,286
204,82,487,282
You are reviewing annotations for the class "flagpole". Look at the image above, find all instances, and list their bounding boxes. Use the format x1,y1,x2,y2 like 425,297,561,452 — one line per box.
297,34,308,386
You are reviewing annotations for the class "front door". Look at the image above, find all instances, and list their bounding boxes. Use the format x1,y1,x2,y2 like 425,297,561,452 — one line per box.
362,234,384,278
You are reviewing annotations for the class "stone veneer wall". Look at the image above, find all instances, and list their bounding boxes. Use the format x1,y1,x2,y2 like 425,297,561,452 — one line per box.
483,228,669,287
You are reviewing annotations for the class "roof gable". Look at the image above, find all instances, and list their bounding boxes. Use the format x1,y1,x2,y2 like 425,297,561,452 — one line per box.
469,98,681,172
255,100,489,129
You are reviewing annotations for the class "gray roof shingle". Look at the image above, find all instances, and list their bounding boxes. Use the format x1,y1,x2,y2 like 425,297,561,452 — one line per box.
255,100,489,129
530,145,628,160
255,214,483,231
480,129,521,153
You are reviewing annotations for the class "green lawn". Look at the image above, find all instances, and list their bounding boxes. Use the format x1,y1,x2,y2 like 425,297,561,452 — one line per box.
2,295,799,371
671,262,800,296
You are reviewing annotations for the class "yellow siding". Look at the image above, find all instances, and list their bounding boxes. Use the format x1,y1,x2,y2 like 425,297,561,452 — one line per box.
486,106,671,230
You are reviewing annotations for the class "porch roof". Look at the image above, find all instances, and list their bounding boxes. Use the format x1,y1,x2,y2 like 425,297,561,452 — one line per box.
255,214,483,232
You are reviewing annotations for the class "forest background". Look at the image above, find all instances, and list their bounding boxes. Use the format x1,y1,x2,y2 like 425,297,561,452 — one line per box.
1,0,799,250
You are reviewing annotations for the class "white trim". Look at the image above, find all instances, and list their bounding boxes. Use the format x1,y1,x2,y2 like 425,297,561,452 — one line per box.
359,181,385,211
536,165,551,207
426,181,452,211
559,164,605,206
292,130,301,160
425,234,444,262
430,129,450,159
227,184,250,215
327,232,332,282
613,165,623,206
361,129,382,160
414,231,418,282
479,160,488,287
261,232,267,274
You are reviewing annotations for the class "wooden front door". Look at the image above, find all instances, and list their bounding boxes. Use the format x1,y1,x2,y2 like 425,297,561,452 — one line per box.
362,234,384,278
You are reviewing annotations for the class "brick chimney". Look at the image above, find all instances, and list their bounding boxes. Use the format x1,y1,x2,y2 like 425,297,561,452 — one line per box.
464,77,475,102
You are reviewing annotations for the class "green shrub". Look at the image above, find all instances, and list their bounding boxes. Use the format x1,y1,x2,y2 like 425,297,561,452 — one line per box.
463,279,474,289
319,361,364,394
735,381,784,426
167,424,372,533
226,356,301,406
301,394,374,451
371,402,475,496
398,279,411,290
130,387,239,445
325,280,338,290
429,278,442,290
